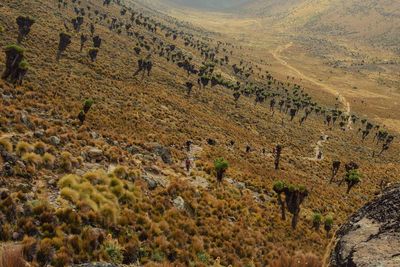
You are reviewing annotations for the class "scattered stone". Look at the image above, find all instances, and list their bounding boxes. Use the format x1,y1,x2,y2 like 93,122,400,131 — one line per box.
49,136,61,146
144,165,161,175
20,112,34,129
87,147,103,161
48,178,56,186
126,145,141,155
141,173,169,189
34,129,44,138
173,196,185,210
142,175,157,190
90,131,99,139
150,144,172,164
226,178,246,190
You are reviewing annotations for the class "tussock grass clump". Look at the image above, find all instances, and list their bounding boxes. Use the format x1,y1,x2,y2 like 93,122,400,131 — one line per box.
42,152,56,169
0,138,13,152
33,141,46,155
60,151,79,171
22,152,43,167
58,170,137,227
16,141,33,156
101,238,123,264
112,165,128,179
60,187,80,203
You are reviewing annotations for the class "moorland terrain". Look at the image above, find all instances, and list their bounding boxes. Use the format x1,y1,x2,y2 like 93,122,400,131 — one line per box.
0,0,399,266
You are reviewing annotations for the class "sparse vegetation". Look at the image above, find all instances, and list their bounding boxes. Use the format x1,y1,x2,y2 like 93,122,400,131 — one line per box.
16,16,35,43
344,169,362,194
273,181,308,229
56,32,71,61
214,157,228,184
2,44,29,85
0,0,398,266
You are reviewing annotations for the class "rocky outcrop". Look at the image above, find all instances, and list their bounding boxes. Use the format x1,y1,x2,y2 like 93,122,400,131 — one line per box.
329,185,400,267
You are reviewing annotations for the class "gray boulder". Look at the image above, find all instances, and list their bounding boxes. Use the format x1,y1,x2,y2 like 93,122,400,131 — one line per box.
329,185,400,266
49,136,61,146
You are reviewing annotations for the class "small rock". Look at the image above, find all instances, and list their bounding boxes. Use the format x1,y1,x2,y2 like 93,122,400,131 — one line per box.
20,112,34,129
87,147,103,160
49,136,61,146
226,178,246,190
126,145,141,154
90,131,99,139
152,145,172,164
34,129,44,138
173,196,185,210
12,232,20,240
48,179,56,186
142,175,157,190
144,165,161,175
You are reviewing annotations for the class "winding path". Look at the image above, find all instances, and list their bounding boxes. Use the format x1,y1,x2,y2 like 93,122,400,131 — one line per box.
271,43,352,128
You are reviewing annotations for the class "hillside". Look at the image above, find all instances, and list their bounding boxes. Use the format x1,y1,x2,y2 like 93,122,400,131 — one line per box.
151,0,252,10
0,0,399,266
236,0,400,52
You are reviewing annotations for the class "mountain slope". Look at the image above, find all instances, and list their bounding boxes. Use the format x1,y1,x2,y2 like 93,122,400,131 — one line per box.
0,0,399,266
157,0,252,9
241,0,400,50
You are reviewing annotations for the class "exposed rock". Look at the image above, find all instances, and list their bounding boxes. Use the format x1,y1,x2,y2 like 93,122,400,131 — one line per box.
187,176,209,189
90,131,99,139
152,144,173,164
20,112,34,129
47,178,56,186
34,129,44,138
173,196,185,210
226,178,246,190
87,147,103,161
49,136,61,146
329,185,400,267
126,144,141,155
144,165,161,175
141,173,169,190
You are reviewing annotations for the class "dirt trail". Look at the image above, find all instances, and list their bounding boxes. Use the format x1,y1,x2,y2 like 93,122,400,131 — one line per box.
271,43,352,128
304,134,329,161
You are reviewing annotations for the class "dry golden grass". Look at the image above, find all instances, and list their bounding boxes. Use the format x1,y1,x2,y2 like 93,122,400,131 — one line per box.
0,244,28,267
0,0,399,265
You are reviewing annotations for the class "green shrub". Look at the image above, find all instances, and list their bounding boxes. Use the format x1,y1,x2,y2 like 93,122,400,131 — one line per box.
18,59,29,70
4,44,24,55
83,98,94,113
345,169,362,193
151,249,165,262
103,240,123,264
197,251,210,264
214,158,229,183
312,212,322,230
